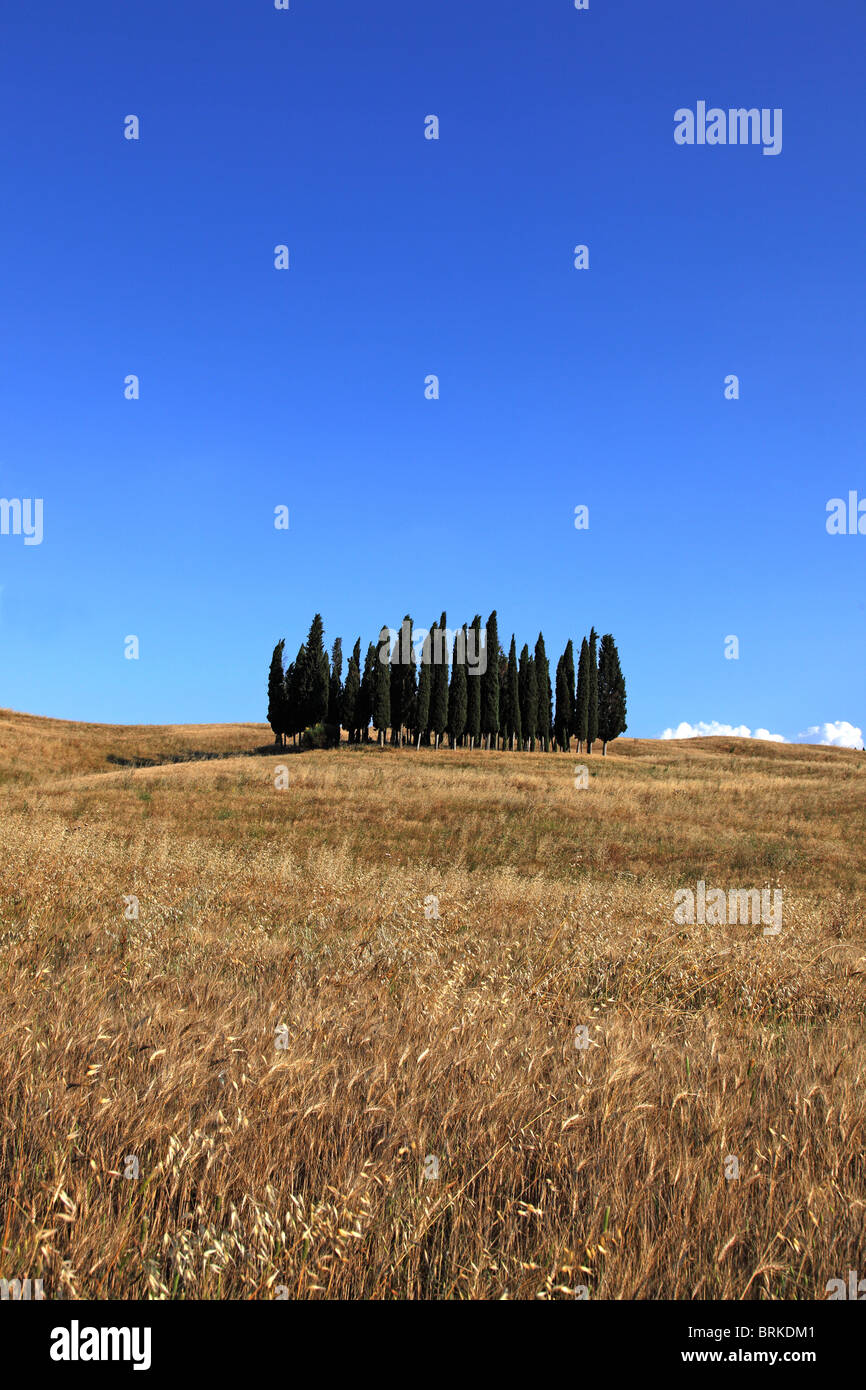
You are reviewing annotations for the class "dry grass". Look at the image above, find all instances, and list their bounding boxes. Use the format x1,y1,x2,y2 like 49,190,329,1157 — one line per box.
1,710,865,1299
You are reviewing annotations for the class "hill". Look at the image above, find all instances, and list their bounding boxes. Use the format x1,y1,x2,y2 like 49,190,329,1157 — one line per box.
1,711,864,1299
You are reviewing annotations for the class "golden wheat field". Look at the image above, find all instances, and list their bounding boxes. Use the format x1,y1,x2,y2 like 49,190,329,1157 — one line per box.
1,707,864,1300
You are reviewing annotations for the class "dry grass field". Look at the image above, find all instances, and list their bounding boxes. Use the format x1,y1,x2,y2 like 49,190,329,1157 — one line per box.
1,707,865,1300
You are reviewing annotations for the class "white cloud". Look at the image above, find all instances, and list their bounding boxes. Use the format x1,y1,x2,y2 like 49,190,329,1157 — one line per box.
659,718,864,750
796,721,864,749
660,721,787,743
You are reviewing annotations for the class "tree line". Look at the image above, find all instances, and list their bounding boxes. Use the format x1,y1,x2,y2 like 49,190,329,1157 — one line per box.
267,612,627,755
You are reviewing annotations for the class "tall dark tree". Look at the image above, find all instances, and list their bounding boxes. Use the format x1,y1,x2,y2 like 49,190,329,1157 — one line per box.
430,612,450,749
267,640,286,747
534,633,552,752
266,614,628,758
447,626,468,749
519,645,538,751
373,625,392,744
286,644,305,745
554,654,573,752
298,613,329,729
342,642,360,743
403,639,418,743
466,615,482,749
358,642,377,743
587,626,599,754
575,637,589,753
415,624,433,748
481,610,500,749
328,637,343,736
564,639,576,746
499,641,512,747
597,633,628,755
389,617,415,746
505,635,521,750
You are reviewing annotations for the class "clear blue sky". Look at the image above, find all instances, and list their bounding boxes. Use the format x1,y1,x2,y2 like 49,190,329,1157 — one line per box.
1,0,864,742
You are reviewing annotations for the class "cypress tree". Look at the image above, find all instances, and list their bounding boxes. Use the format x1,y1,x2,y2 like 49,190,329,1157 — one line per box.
519,645,538,750
403,630,418,744
499,641,511,747
505,635,521,750
597,633,628,755
267,640,286,747
283,658,294,744
358,642,377,742
342,644,360,744
373,625,391,744
286,644,304,745
526,656,539,750
564,640,576,747
298,613,329,729
480,610,500,749
466,615,482,749
575,636,589,752
447,626,468,749
534,633,552,752
554,654,572,751
328,637,343,739
389,616,416,746
497,644,509,750
415,624,433,748
587,626,599,754
430,612,450,749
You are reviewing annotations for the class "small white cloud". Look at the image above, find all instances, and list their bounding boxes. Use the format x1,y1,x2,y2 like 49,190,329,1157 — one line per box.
796,721,863,749
660,720,786,743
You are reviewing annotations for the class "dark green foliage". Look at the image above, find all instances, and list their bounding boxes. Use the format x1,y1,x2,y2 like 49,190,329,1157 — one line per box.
587,626,599,753
505,635,521,749
373,626,392,743
519,644,537,750
266,614,627,758
389,617,416,745
328,638,343,730
466,615,482,749
298,614,330,729
575,637,589,751
300,722,334,751
285,645,305,744
358,643,377,742
267,640,286,746
564,640,576,739
415,624,433,747
342,640,360,742
554,653,573,751
534,633,552,752
430,612,450,748
448,626,468,747
597,633,628,754
481,610,500,748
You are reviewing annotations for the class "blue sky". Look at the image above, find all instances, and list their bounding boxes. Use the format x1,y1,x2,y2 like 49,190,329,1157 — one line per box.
1,0,863,743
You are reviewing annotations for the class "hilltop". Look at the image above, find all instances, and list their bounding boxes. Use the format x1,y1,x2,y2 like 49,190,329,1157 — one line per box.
1,711,864,1298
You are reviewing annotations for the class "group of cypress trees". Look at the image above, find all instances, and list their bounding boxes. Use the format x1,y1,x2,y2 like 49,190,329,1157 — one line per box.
268,613,627,755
